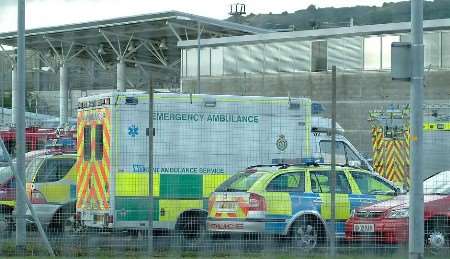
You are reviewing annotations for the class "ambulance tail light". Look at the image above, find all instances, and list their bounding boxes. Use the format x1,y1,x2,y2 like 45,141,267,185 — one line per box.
31,189,47,204
75,212,81,222
248,193,266,212
104,214,114,225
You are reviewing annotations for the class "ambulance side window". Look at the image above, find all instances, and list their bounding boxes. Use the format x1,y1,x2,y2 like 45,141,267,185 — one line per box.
95,125,103,160
320,141,362,166
319,141,347,164
83,126,91,161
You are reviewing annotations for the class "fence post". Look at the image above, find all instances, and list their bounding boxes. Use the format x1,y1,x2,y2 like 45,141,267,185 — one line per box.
15,0,26,252
148,80,154,255
330,65,337,258
409,0,425,258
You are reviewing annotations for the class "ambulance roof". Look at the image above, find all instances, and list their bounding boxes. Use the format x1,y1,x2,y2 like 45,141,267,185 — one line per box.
78,91,312,104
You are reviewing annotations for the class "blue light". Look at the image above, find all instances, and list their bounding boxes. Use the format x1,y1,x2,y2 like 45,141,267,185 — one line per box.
271,157,324,166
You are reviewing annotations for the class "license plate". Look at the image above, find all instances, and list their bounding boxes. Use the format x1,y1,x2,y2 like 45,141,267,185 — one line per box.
354,224,375,233
94,214,104,223
216,202,237,212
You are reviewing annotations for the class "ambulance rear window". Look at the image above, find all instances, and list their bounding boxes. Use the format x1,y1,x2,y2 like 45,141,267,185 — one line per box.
84,126,91,160
216,172,265,192
95,125,103,160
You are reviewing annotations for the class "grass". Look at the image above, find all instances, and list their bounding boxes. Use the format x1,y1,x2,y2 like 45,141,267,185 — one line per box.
1,238,447,258
0,248,446,259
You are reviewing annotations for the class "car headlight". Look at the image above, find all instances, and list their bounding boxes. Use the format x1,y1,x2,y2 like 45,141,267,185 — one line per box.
386,208,409,219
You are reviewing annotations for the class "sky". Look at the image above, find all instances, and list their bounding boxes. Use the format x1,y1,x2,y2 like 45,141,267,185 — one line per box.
0,0,403,33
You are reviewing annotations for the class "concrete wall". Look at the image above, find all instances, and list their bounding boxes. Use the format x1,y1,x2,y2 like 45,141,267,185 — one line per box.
181,70,450,155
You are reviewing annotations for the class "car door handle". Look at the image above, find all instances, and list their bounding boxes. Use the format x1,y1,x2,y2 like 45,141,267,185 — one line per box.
360,200,374,206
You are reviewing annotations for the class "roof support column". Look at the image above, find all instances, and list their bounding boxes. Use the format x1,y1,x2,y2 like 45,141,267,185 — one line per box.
197,22,202,94
11,65,17,125
59,63,68,127
42,37,87,127
117,58,126,92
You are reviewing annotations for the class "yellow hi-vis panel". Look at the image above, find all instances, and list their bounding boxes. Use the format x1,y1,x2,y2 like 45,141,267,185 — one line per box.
76,108,111,211
115,173,160,197
264,192,292,215
319,193,350,220
424,122,450,131
39,184,70,203
371,126,410,185
158,200,203,222
202,174,229,197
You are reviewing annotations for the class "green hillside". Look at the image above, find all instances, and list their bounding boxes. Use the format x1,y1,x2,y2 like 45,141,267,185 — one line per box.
228,0,450,31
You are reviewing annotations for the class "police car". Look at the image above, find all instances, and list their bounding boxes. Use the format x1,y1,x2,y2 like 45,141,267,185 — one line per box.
21,152,77,232
207,161,400,249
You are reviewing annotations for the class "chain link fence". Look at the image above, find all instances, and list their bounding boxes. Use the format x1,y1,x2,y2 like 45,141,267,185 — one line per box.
0,67,449,259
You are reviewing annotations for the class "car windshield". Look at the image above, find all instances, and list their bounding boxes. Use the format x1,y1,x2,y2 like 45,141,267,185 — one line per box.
0,166,14,184
0,152,7,163
216,172,266,192
33,158,76,183
0,154,48,184
26,157,46,182
424,171,450,195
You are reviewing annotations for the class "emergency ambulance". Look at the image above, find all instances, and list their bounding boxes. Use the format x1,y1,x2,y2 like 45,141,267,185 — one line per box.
75,91,371,239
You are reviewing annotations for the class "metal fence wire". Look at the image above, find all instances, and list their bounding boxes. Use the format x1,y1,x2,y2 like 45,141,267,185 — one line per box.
0,71,449,259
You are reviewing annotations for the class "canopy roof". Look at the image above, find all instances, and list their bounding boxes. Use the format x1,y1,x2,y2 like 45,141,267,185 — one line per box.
0,10,271,69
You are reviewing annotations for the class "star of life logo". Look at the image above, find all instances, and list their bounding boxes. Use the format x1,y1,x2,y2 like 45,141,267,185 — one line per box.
128,125,139,137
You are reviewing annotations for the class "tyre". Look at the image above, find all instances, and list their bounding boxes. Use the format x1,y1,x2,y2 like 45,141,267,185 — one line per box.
426,217,449,254
290,217,323,251
176,215,208,250
49,207,76,235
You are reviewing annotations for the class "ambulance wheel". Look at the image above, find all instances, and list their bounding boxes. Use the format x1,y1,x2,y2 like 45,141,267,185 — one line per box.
49,205,76,234
176,212,208,249
290,217,322,251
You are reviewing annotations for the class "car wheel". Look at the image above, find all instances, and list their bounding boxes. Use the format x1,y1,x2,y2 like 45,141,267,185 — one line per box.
426,218,449,254
290,217,320,251
61,215,75,233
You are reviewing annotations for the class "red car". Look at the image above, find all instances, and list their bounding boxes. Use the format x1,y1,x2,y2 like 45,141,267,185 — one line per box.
345,171,450,250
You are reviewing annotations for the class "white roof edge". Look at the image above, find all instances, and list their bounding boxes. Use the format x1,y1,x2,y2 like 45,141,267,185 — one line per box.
178,18,450,48
78,91,312,102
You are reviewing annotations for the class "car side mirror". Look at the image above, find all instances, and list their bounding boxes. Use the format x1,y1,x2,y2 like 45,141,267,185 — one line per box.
360,153,373,166
348,160,361,168
394,185,408,195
